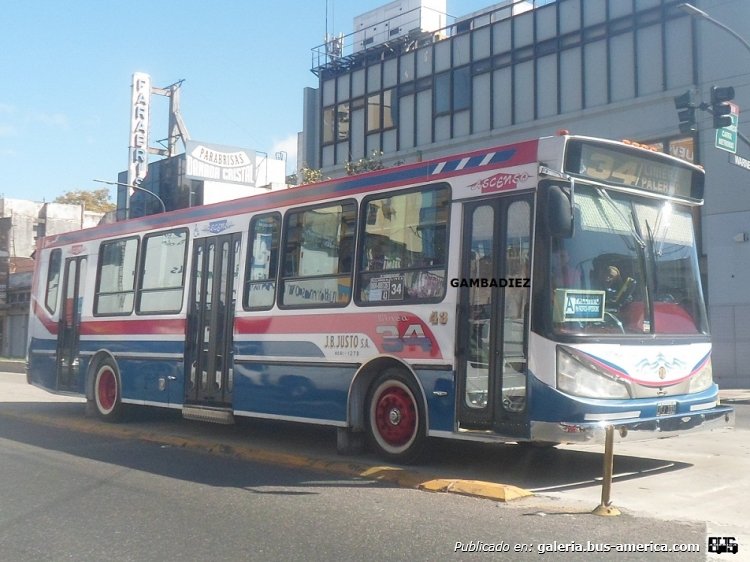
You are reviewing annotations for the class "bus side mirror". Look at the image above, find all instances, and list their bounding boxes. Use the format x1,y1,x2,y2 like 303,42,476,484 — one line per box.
547,185,573,238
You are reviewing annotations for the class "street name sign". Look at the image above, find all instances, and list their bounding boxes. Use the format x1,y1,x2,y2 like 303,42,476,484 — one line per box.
716,102,739,154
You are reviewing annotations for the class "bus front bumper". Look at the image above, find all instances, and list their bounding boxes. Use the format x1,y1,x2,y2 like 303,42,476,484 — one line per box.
530,405,734,444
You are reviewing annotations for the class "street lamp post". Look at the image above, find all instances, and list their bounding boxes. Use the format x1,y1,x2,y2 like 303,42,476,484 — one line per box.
93,179,167,219
679,3,750,56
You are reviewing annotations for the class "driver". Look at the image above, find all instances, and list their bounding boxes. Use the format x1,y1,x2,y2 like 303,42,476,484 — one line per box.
598,265,633,307
601,265,621,293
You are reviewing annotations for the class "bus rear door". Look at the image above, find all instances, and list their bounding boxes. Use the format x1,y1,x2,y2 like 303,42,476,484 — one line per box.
456,196,532,437
56,256,87,392
184,233,241,417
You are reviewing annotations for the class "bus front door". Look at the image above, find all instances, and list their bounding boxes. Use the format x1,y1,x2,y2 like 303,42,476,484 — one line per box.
456,197,532,437
57,256,87,392
185,234,241,408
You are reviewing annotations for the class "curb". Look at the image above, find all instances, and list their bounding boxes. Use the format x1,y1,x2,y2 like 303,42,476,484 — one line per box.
0,408,533,503
0,361,25,374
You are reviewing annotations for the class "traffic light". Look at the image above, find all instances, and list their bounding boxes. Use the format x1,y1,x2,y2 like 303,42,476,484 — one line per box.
710,86,735,129
674,90,697,134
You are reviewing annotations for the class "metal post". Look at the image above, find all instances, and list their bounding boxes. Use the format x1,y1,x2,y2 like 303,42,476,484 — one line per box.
679,3,750,56
592,425,621,516
93,179,166,216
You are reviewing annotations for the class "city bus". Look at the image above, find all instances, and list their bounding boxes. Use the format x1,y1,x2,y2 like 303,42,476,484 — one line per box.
26,134,734,463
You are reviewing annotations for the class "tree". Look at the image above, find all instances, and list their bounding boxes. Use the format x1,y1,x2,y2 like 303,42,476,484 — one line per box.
54,189,116,213
345,150,384,176
296,167,329,185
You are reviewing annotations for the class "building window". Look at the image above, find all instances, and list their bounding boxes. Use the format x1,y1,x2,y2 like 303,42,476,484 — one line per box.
137,229,188,314
337,102,350,140
367,94,381,133
435,72,451,114
383,89,395,129
435,68,471,115
366,89,396,133
453,66,471,111
324,103,353,143
323,106,335,144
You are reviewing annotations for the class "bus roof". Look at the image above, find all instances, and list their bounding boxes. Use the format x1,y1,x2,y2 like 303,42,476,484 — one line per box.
40,138,539,249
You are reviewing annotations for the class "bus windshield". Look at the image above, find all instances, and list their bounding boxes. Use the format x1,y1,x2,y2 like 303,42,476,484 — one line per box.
549,184,708,336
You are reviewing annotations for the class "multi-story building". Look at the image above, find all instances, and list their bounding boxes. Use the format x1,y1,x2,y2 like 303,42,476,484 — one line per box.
299,0,750,388
0,198,103,357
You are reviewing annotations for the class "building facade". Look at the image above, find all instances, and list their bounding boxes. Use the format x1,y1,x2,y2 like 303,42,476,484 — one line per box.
300,0,750,387
0,198,103,357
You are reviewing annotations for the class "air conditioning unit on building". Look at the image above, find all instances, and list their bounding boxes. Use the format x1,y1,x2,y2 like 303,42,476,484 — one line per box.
353,0,446,52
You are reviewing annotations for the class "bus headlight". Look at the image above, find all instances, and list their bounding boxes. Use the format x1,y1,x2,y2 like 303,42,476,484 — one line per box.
557,346,631,399
688,357,713,393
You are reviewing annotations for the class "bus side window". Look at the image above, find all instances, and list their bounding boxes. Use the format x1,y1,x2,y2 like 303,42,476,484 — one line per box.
244,213,280,310
357,185,450,304
45,249,62,314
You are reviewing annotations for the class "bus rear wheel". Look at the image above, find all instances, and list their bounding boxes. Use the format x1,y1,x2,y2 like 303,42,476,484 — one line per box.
93,359,123,421
366,369,425,464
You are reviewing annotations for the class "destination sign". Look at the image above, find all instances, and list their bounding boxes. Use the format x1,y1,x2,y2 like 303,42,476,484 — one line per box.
565,140,703,201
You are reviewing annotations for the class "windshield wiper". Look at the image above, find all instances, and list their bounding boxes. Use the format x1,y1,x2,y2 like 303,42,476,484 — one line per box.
595,187,646,249
644,218,659,293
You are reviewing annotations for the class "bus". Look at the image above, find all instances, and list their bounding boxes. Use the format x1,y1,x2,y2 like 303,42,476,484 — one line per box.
26,134,734,463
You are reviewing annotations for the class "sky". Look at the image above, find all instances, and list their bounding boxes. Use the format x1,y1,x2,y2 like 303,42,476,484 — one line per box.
0,0,496,205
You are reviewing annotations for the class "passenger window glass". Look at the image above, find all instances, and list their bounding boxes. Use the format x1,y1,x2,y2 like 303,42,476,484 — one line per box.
358,185,450,304
45,249,62,314
138,229,188,313
95,237,138,315
244,214,280,310
281,201,356,307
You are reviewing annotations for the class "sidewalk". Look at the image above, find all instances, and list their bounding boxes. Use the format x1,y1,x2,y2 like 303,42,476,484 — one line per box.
720,389,750,403
0,359,25,373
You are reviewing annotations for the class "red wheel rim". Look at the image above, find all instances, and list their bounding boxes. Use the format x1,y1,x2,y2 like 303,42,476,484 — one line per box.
97,368,117,412
373,385,417,447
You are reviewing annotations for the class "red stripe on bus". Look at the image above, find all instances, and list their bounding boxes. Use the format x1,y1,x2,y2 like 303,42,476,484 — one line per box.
79,318,187,336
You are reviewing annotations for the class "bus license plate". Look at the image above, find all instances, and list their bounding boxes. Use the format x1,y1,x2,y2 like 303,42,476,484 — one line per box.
656,401,677,416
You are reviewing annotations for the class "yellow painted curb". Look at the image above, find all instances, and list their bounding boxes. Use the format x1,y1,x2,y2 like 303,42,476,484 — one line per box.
0,408,534,502
420,478,533,502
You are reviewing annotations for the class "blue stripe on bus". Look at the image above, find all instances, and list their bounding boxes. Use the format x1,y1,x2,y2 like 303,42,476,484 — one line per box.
429,149,516,175
235,340,324,358
78,339,185,354
489,148,518,165
527,373,720,423
29,336,455,432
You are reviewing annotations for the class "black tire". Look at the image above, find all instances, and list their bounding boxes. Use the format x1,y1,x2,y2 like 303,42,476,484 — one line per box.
366,369,426,464
92,358,123,421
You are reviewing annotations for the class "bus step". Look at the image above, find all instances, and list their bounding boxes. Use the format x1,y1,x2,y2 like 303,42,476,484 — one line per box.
182,405,235,425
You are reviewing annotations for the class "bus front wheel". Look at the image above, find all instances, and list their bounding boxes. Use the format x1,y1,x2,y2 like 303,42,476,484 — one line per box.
366,369,425,464
92,359,123,421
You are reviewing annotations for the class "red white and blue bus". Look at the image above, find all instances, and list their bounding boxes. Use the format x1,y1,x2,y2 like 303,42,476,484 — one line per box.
26,134,733,462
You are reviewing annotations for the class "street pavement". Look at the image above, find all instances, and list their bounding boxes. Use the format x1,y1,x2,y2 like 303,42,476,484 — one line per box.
1,370,748,559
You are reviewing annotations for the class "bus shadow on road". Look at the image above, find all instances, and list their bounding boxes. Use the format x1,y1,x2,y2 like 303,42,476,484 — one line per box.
417,438,692,493
0,402,387,494
0,401,692,495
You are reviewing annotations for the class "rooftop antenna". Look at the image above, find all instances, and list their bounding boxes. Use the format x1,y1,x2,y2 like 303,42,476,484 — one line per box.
324,0,342,61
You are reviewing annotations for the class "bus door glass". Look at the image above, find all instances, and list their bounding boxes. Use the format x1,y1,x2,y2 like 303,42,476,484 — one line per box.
57,256,87,392
185,233,241,406
457,196,532,435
